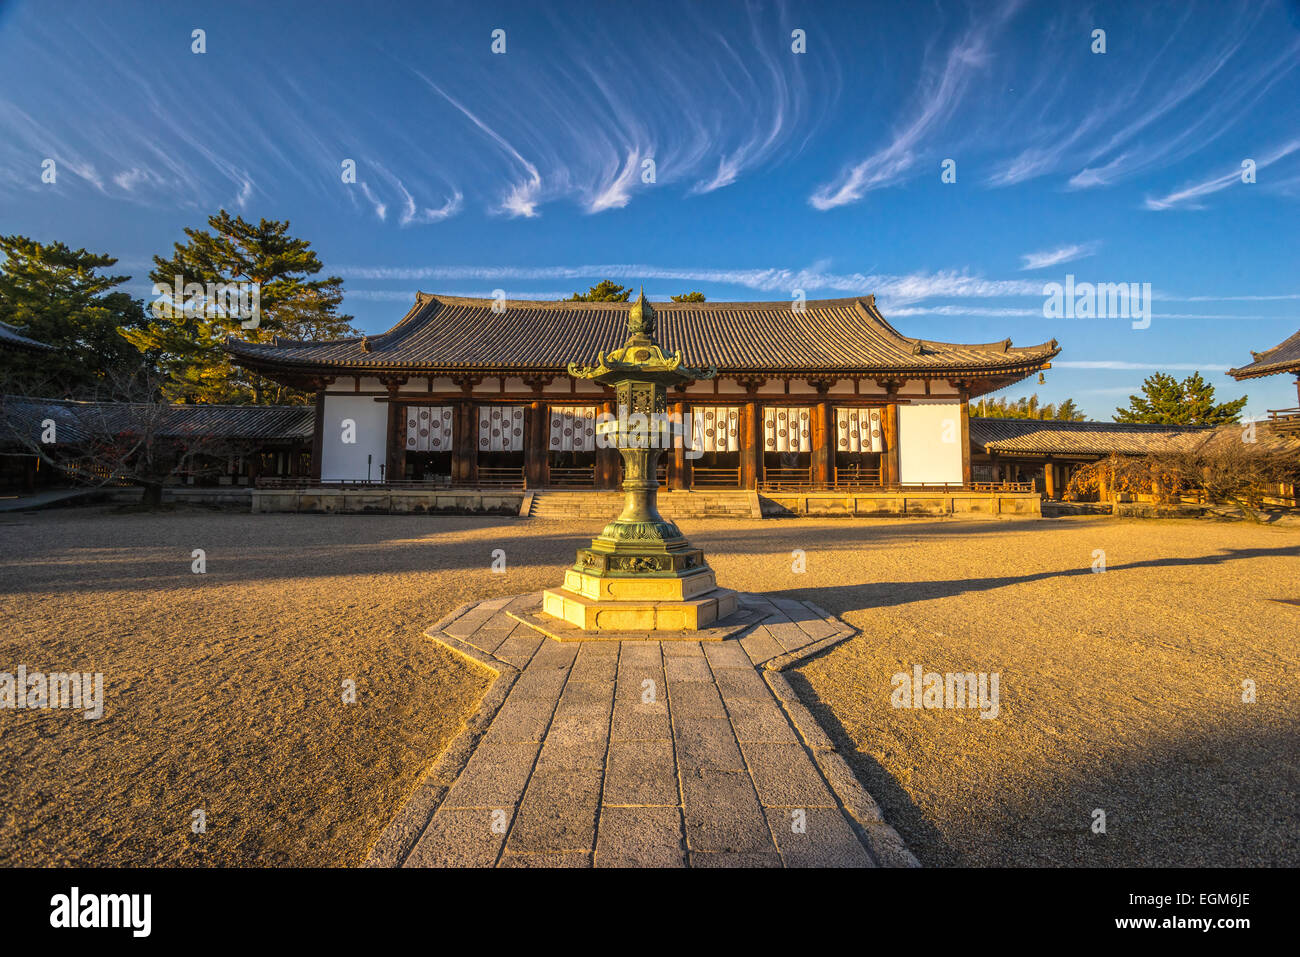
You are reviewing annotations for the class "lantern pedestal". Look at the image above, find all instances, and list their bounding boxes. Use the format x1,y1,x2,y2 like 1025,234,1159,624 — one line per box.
541,585,740,632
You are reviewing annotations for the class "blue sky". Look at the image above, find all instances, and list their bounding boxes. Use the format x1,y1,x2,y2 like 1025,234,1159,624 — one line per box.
2,0,1298,418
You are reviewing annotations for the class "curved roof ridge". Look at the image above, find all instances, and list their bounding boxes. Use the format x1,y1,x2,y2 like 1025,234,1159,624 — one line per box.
1228,327,1300,379
970,416,1211,432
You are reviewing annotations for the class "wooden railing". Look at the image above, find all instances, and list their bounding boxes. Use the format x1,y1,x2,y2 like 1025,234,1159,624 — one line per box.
692,467,742,488
548,466,596,488
253,475,1039,494
476,467,525,488
832,466,882,488
762,467,813,489
1267,408,1300,434
971,481,1034,493
256,477,455,490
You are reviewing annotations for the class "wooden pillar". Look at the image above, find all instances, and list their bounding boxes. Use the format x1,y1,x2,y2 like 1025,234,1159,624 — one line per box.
598,399,618,489
450,400,467,484
742,400,761,489
385,393,403,484
670,399,688,490
525,400,546,488
455,401,480,485
1043,459,1056,499
883,400,900,486
990,455,1001,483
310,389,325,483
812,397,832,487
959,396,972,488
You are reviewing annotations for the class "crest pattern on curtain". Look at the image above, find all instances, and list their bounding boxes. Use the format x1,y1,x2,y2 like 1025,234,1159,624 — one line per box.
835,407,884,453
548,405,598,452
478,405,525,452
406,406,454,452
763,406,812,452
689,406,741,452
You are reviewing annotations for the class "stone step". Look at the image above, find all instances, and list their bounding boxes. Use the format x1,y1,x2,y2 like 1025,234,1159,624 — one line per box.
530,490,755,520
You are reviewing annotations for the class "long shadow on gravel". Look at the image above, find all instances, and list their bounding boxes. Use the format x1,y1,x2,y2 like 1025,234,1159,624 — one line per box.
781,663,955,866
758,544,1300,613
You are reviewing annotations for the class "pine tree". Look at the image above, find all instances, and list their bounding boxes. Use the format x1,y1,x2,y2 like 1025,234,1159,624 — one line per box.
1113,372,1247,425
124,210,356,404
566,280,631,302
671,291,706,302
1055,398,1083,421
972,393,1086,421
0,235,150,397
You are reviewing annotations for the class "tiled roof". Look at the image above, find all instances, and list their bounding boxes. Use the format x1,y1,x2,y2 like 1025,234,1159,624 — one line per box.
970,417,1211,455
226,293,1059,377
0,321,54,352
0,397,313,446
1228,329,1300,380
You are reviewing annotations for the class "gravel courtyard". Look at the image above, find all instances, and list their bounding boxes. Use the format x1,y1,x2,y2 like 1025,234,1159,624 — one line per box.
1,506,1296,867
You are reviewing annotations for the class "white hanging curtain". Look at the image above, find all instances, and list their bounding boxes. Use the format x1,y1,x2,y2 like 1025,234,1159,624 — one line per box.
763,406,812,452
406,406,454,452
690,406,741,452
835,407,883,453
548,405,597,452
478,405,525,452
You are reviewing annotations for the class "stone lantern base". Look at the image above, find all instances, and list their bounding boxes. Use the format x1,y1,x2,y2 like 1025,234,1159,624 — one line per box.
542,575,740,632
541,513,739,632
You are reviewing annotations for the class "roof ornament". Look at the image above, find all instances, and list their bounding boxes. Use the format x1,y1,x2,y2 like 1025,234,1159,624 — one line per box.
361,336,373,353
568,285,714,382
627,286,656,339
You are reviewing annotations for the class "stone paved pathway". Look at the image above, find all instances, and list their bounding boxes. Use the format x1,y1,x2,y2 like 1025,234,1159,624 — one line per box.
367,593,917,868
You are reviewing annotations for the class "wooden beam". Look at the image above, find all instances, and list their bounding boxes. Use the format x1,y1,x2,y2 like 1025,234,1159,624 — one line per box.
960,395,972,487
524,400,545,488
598,400,617,489
310,389,325,482
670,400,688,490
386,398,402,482
742,400,761,489
812,398,832,486
883,399,900,486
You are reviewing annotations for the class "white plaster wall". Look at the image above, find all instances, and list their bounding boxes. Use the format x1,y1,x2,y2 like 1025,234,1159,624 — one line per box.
898,400,963,485
897,379,927,395
320,394,389,482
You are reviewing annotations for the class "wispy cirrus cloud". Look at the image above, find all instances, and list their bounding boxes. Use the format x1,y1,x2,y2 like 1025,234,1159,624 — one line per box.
336,262,1299,315
401,2,834,217
1054,360,1230,371
336,262,1048,304
809,4,1019,210
1019,242,1101,271
1143,139,1300,210
416,76,543,218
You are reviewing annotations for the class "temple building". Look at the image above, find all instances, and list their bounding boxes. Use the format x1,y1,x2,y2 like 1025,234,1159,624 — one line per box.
225,291,1060,492
1229,328,1300,434
0,320,55,356
969,418,1211,499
